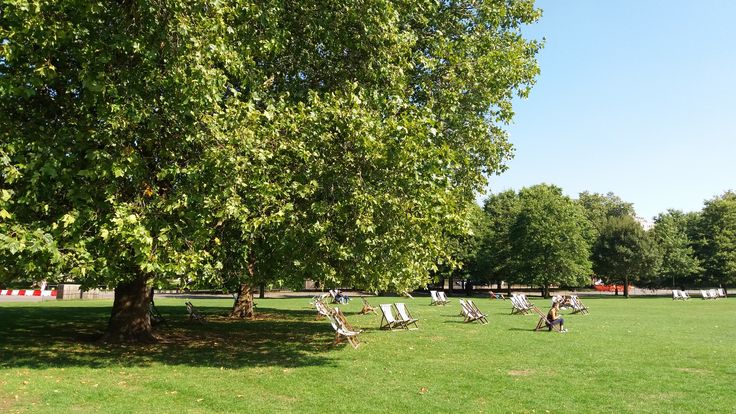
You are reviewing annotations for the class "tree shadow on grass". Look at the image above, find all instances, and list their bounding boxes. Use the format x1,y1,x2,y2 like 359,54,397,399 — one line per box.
0,305,341,370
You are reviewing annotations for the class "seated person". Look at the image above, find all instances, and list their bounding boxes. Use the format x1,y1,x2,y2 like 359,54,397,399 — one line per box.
335,290,349,304
546,302,567,332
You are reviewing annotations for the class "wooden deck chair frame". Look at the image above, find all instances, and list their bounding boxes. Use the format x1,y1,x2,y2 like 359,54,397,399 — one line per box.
185,301,206,323
460,300,486,324
149,302,169,327
379,304,404,330
466,300,488,324
510,295,531,315
429,290,442,306
327,309,362,349
360,297,378,315
532,306,561,332
395,303,419,330
437,291,451,304
315,299,335,319
570,295,589,315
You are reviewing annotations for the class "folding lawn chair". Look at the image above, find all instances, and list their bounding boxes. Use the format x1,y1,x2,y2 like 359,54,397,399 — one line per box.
466,300,488,324
185,301,206,323
437,291,451,304
532,305,560,332
395,303,419,330
429,290,443,306
569,295,589,315
327,308,362,349
379,304,404,330
360,297,378,315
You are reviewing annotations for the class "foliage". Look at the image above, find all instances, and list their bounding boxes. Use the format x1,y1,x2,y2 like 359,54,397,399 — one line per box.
576,191,635,242
436,202,492,286
692,191,736,288
1,0,542,335
592,216,661,295
476,189,521,286
507,184,592,295
650,209,702,288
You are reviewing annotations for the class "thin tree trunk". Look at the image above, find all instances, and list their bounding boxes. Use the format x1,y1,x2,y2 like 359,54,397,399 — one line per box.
624,277,630,298
105,272,154,343
448,276,454,293
497,281,502,291
259,283,265,299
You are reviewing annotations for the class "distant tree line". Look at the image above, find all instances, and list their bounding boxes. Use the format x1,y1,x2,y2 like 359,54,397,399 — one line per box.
446,185,736,297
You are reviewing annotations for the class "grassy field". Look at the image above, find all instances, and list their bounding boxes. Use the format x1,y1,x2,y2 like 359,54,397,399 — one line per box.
1,295,735,413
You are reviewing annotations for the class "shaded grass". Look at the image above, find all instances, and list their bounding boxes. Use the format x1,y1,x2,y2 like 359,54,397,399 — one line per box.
1,296,735,413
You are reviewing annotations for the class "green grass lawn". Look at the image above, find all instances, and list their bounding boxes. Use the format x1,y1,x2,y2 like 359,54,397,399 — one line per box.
1,295,735,413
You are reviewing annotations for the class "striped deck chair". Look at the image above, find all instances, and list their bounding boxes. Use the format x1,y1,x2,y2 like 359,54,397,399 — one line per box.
185,301,206,323
327,308,362,348
379,304,404,330
429,290,443,306
315,299,335,319
466,300,488,324
460,299,487,324
395,303,419,330
437,291,451,304
570,295,589,315
510,295,532,315
360,297,378,315
532,305,560,332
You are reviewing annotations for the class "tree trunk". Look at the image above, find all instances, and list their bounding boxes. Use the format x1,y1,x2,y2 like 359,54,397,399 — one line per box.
541,285,549,299
464,280,473,296
231,282,255,318
497,281,502,291
259,283,265,299
448,276,454,293
105,273,154,343
623,277,630,298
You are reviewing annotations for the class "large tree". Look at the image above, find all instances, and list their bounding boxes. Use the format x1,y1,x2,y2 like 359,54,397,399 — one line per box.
507,184,592,297
1,1,542,341
692,192,736,292
576,191,635,242
477,189,521,292
650,209,701,289
592,216,661,297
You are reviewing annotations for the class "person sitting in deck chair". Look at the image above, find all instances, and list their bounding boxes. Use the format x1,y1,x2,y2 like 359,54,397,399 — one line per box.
335,290,350,304
547,302,567,332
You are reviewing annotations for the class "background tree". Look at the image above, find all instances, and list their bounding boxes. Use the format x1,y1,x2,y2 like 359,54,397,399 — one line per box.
476,190,520,292
592,216,661,297
576,191,635,242
507,184,592,298
650,210,702,289
692,191,736,293
1,1,542,340
436,203,492,295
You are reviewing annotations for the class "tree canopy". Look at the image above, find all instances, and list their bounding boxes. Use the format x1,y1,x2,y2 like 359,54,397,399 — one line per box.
1,0,542,339
507,184,592,297
592,216,660,297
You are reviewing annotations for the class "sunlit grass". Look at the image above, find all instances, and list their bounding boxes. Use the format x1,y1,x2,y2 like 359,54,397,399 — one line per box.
1,295,735,413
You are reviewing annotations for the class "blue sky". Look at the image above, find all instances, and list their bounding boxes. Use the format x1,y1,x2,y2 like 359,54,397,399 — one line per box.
485,0,736,220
